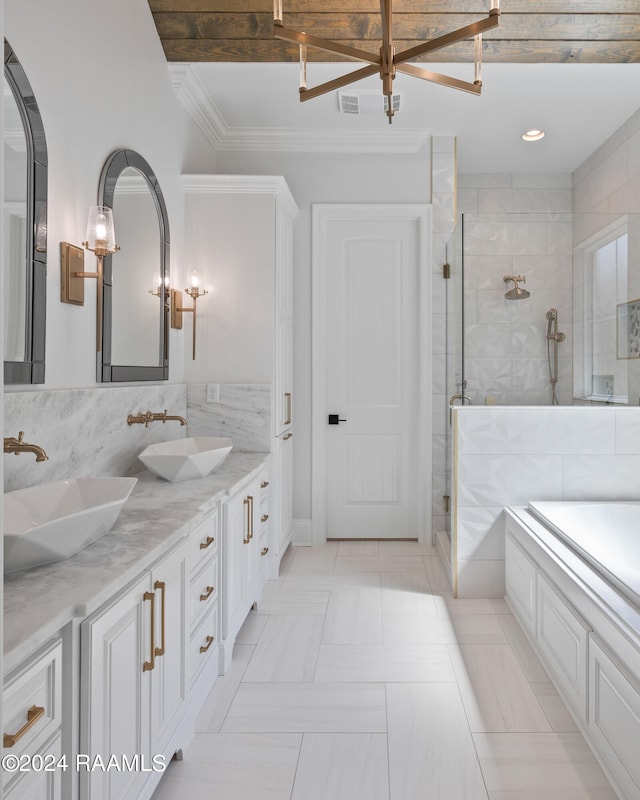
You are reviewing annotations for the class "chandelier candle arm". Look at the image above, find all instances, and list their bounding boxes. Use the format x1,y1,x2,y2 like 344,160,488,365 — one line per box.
275,27,381,66
299,63,380,102
474,34,483,85
299,43,307,89
395,63,482,95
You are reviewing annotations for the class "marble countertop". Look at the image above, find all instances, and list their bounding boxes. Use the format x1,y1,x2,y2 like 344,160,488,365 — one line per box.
3,452,269,674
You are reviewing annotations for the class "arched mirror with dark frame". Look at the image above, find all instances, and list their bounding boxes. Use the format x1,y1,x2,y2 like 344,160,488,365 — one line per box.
4,39,48,385
98,149,169,382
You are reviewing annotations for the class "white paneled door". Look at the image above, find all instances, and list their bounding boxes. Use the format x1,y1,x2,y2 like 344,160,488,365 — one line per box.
312,205,431,541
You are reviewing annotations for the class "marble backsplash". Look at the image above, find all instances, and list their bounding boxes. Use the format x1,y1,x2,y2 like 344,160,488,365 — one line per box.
4,384,187,491
4,383,272,492
186,384,271,453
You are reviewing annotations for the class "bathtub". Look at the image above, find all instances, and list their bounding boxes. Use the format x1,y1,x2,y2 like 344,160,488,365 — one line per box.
528,501,640,608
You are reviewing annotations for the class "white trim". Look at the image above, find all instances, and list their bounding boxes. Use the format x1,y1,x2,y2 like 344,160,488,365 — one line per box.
170,64,429,155
181,174,299,219
311,204,432,545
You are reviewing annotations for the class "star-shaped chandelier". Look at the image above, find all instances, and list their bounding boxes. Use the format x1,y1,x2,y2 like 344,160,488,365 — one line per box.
274,1,501,123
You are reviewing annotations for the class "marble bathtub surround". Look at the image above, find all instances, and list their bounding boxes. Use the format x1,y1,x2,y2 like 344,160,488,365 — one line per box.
186,384,271,453
452,404,640,598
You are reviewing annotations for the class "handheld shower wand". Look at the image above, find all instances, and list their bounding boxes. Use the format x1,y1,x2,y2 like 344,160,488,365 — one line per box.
546,309,565,404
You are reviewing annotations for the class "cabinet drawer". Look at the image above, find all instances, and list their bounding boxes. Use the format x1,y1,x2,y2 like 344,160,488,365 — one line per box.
3,639,62,788
4,730,62,800
190,604,219,686
188,513,218,574
190,556,218,629
505,531,537,636
537,574,589,722
588,636,640,799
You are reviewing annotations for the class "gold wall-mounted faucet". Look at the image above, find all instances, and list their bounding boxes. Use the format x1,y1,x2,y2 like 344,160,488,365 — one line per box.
127,410,187,427
4,431,49,462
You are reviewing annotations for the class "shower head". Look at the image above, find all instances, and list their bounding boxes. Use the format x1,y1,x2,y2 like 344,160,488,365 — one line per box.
503,274,530,300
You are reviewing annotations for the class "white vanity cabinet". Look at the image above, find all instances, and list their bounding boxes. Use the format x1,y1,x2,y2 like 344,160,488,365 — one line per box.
220,466,270,671
2,638,64,800
183,175,298,578
80,540,188,800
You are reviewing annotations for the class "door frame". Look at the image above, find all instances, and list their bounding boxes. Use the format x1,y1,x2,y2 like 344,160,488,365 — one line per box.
311,203,432,546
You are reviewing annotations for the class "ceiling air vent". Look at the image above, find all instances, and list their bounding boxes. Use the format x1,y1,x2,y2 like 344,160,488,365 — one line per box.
338,91,401,116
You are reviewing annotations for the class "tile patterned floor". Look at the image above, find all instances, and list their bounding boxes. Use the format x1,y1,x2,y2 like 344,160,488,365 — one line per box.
152,541,618,800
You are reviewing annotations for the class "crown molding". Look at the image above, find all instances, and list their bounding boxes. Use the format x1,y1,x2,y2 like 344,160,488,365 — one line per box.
169,64,428,155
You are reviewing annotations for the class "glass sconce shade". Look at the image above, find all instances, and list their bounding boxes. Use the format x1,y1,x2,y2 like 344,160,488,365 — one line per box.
189,269,201,290
85,205,117,255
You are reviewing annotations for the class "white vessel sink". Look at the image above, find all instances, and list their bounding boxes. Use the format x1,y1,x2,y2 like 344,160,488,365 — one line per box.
4,477,137,574
138,437,233,482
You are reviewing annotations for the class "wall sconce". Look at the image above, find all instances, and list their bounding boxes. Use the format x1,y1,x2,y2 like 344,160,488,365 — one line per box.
171,269,208,360
149,272,170,299
60,205,120,351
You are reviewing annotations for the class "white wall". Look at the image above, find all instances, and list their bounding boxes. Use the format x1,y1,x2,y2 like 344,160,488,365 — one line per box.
4,0,213,389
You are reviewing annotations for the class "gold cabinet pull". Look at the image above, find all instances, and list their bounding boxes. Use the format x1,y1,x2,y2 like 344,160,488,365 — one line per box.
261,547,269,557
199,635,215,654
283,433,293,441
284,392,292,425
243,496,251,544
200,585,215,602
3,705,45,748
261,481,269,489
199,536,215,550
143,591,155,672
249,495,254,539
261,514,269,523
154,580,166,657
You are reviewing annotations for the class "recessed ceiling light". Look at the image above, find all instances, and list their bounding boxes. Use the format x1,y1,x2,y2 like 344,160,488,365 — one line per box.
522,129,546,142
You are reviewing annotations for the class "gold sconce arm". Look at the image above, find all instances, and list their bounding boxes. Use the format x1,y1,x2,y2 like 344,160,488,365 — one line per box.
170,286,208,361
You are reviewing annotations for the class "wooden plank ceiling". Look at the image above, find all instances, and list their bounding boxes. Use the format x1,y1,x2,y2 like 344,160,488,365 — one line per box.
147,1,640,64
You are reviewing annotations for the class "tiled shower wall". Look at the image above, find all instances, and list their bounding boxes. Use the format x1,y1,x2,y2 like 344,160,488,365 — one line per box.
459,174,574,407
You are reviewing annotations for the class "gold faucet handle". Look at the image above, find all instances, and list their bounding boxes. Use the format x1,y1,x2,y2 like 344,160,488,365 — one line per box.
17,431,24,443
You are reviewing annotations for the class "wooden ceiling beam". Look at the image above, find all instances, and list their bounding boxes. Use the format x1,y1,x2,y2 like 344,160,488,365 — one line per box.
149,1,640,12
161,38,640,63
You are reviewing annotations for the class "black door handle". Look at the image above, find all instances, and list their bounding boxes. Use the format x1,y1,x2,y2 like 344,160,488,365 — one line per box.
328,414,347,425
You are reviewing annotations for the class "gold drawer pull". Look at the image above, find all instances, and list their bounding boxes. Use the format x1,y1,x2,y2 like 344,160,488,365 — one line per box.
200,585,215,602
243,496,251,544
200,635,215,654
284,392,292,425
199,536,215,550
261,514,269,523
261,481,269,488
154,580,166,657
143,591,155,672
3,705,45,748
261,547,269,557
283,433,293,441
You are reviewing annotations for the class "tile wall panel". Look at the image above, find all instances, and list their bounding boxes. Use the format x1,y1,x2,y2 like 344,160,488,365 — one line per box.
452,406,640,598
